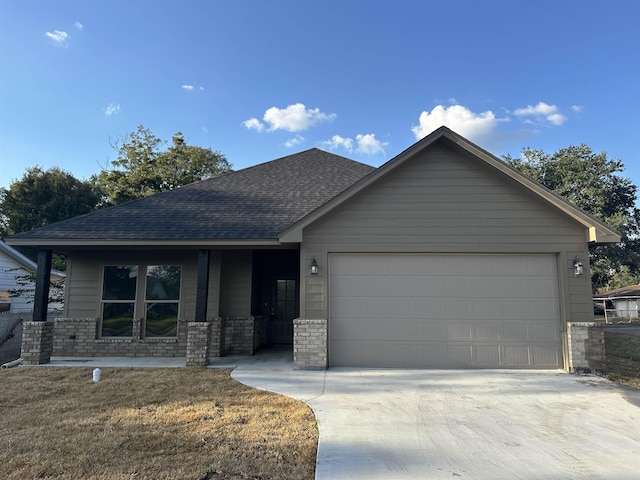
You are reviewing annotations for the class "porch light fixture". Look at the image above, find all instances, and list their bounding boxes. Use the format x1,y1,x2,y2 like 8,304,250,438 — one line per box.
310,257,319,275
573,257,584,276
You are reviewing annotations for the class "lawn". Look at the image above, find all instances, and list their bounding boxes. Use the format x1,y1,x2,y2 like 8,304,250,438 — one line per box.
0,367,317,480
604,329,640,390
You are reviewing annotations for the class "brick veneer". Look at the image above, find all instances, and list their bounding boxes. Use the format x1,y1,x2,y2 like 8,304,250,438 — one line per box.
293,318,327,369
51,318,188,357
186,321,212,366
21,321,54,365
566,322,606,373
47,316,264,363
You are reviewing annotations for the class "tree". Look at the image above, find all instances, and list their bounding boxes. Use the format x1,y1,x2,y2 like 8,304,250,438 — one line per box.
505,145,640,292
0,166,101,238
93,126,232,206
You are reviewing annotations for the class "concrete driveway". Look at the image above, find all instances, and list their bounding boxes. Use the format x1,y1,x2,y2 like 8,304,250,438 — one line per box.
229,353,640,480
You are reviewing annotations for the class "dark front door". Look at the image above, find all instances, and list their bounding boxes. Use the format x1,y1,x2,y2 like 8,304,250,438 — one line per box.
269,278,297,345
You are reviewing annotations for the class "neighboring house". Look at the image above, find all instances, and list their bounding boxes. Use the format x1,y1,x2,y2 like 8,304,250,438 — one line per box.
594,285,640,322
0,240,64,312
6,127,619,369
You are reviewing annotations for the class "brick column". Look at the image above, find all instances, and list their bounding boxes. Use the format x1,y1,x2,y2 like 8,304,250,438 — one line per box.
566,322,606,374
293,318,327,370
21,321,54,365
209,317,225,357
186,321,212,366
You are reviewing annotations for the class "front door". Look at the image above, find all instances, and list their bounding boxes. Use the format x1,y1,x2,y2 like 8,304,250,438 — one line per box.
269,279,297,344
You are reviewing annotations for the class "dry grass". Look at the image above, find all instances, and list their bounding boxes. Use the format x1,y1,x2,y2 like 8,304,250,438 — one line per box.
606,356,640,390
0,367,317,480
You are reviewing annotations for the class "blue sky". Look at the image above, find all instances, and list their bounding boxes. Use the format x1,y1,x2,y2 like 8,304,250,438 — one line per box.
1,1,639,191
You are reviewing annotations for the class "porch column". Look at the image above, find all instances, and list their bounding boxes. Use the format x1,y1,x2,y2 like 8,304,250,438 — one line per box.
195,249,210,322
33,249,52,322
22,249,54,365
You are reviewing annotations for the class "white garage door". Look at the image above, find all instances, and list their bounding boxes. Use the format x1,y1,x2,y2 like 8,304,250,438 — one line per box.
329,254,562,368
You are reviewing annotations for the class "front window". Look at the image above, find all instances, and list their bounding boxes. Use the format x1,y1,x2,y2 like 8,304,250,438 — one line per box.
100,264,182,339
101,266,137,337
144,265,181,337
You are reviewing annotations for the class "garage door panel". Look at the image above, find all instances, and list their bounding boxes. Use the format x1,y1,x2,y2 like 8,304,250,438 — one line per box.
475,345,501,366
531,345,561,367
447,322,472,339
503,345,531,366
329,254,562,368
473,322,501,339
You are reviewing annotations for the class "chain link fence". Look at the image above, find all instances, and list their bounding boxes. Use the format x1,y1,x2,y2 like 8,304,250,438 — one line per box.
0,311,63,361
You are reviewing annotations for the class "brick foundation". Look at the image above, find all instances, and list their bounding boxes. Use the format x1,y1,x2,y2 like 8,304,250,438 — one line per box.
47,316,264,361
567,322,606,374
51,318,188,357
224,316,260,355
21,321,54,365
293,318,327,370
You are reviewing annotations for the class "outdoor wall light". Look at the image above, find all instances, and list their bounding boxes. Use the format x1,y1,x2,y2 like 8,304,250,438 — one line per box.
573,257,584,276
310,257,319,275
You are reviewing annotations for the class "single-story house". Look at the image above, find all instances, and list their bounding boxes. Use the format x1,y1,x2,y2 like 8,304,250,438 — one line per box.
0,240,65,313
594,285,640,322
6,127,619,370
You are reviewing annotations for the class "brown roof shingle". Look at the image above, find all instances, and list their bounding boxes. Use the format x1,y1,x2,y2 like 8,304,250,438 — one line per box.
9,148,375,243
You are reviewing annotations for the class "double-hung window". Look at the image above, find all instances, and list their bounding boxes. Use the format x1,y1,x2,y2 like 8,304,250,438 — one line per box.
144,265,181,337
101,266,137,337
100,264,182,338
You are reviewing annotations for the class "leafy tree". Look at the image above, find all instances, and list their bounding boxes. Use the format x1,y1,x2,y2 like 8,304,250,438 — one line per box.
0,166,101,238
7,268,65,307
93,125,232,206
505,145,640,292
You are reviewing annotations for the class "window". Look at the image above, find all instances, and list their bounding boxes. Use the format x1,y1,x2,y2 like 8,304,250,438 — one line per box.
0,291,11,313
101,266,137,337
100,264,182,338
144,265,181,337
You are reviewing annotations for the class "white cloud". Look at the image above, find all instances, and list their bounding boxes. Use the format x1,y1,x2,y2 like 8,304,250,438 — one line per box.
45,30,69,47
243,117,264,132
571,105,583,113
513,101,566,125
104,103,120,117
181,84,204,91
322,135,354,152
412,105,499,142
321,133,387,155
74,21,84,30
244,103,336,133
355,134,387,155
284,135,305,148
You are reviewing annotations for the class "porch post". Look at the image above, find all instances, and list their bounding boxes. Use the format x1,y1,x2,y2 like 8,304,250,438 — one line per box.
22,249,54,365
33,249,52,322
195,249,210,322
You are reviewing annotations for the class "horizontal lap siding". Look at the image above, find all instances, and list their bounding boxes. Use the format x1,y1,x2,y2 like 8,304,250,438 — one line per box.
66,251,199,319
302,141,592,323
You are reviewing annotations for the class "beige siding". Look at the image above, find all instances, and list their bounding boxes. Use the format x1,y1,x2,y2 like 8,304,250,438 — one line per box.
220,250,252,317
302,141,593,327
66,250,200,320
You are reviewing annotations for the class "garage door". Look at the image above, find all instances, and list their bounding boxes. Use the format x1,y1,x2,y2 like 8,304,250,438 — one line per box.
329,254,562,368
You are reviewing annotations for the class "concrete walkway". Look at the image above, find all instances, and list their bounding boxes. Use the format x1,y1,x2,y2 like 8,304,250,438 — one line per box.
45,353,640,479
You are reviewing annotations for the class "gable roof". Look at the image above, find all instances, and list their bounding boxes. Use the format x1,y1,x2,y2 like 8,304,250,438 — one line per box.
280,126,620,244
6,149,375,248
0,240,65,278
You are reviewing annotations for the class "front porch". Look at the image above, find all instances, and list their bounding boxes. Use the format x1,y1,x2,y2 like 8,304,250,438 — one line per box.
21,247,329,369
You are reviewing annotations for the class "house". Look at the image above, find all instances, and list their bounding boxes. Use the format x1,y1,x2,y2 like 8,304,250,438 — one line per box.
6,127,619,370
594,285,640,322
0,240,64,313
